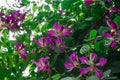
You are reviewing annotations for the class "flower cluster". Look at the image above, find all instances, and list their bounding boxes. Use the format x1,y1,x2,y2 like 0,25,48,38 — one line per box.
32,56,50,73
14,42,28,60
33,21,73,52
64,52,107,78
0,10,26,30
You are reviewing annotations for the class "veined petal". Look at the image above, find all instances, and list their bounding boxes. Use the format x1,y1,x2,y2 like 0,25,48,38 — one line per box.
111,41,116,48
47,30,56,37
91,53,97,62
69,52,77,61
84,0,94,6
96,58,107,66
79,56,89,64
53,21,59,30
107,0,111,3
102,31,112,38
64,61,74,70
80,67,91,75
94,67,103,78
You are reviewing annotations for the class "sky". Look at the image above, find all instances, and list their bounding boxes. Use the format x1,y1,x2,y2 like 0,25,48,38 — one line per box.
0,0,16,8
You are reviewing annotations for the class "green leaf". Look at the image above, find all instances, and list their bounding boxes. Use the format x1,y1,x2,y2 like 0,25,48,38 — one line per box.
114,16,120,26
98,26,109,35
87,75,99,80
90,30,97,39
61,77,75,80
84,29,97,41
94,40,108,53
22,0,30,6
80,45,90,54
32,3,37,12
52,74,61,80
102,69,111,78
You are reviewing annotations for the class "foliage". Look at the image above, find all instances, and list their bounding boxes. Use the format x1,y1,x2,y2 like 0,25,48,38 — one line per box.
0,0,120,80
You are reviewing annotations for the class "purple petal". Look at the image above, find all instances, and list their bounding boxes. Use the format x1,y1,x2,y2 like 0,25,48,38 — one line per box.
69,52,77,61
94,67,103,78
110,6,120,13
107,0,111,3
64,61,74,70
80,67,91,75
102,31,112,38
111,41,116,48
96,58,107,66
108,19,118,30
53,21,59,30
84,0,94,6
55,37,62,43
47,30,56,37
91,53,97,62
79,56,89,64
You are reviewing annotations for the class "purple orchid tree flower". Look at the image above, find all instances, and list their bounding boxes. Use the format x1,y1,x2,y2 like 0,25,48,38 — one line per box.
32,37,47,47
110,6,120,13
102,19,120,48
14,42,28,61
79,53,107,78
47,21,73,37
64,52,79,71
84,0,94,6
32,56,50,73
0,10,26,30
48,37,68,53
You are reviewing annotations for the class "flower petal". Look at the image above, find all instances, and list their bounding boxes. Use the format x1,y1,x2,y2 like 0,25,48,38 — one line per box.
64,61,74,70
94,67,103,78
90,53,97,62
79,56,89,64
80,67,91,75
47,30,56,37
111,41,116,48
69,52,77,61
96,58,107,66
102,31,112,38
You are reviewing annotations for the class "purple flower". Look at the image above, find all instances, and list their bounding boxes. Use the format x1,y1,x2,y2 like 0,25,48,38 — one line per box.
84,0,94,6
79,53,107,78
48,37,68,52
32,37,47,47
48,22,73,37
107,0,111,3
110,6,120,13
0,10,26,30
58,9,65,14
64,52,79,71
102,19,120,48
32,56,50,72
14,42,28,61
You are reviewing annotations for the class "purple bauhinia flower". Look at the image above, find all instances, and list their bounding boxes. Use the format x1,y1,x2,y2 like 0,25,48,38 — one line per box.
79,53,107,78
58,9,66,14
14,42,28,61
0,10,26,30
64,52,79,71
48,37,68,52
48,22,73,37
102,19,120,48
107,0,111,3
84,0,94,6
32,37,47,47
110,6,120,13
32,56,50,73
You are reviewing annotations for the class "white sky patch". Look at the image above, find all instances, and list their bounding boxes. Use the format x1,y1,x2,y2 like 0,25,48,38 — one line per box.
22,66,30,77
